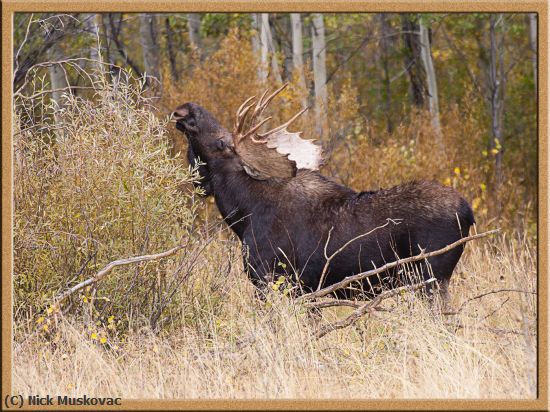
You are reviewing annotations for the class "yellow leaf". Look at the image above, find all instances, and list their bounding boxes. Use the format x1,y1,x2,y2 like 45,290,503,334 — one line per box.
443,178,451,186
100,337,107,344
108,315,115,323
472,197,481,211
43,324,49,332
91,332,98,340
479,183,486,192
46,306,54,315
453,167,461,176
36,316,45,324
491,148,499,155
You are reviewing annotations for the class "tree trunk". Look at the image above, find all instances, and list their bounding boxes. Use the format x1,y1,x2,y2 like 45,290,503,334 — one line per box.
260,13,282,83
311,13,328,138
84,15,100,62
401,14,426,108
48,49,69,108
379,13,393,134
251,14,264,81
280,16,293,81
47,44,70,139
100,14,111,63
418,19,443,151
139,13,161,91
488,14,505,196
187,14,202,55
291,13,308,109
527,13,537,91
165,17,179,80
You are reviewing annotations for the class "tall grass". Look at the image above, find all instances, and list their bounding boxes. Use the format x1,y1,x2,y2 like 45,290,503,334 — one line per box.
13,234,536,399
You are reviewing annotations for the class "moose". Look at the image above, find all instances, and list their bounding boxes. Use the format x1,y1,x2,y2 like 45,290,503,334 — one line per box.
172,84,474,302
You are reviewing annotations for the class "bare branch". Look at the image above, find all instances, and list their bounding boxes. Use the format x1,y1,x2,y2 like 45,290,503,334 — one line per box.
317,218,401,291
14,14,34,81
54,243,187,303
301,228,500,302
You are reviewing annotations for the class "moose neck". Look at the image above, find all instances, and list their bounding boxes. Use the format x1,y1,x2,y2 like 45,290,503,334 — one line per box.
208,159,279,240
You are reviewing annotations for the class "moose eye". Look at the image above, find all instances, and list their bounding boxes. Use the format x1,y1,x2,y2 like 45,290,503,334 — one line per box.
216,139,226,151
184,116,197,128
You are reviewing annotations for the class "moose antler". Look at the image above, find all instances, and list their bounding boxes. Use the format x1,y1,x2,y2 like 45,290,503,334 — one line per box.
234,84,288,142
233,84,323,180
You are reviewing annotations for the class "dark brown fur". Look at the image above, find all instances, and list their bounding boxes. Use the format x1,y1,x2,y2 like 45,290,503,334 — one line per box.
173,102,475,300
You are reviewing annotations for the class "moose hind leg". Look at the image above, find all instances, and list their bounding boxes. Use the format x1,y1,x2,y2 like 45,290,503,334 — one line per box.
425,246,464,309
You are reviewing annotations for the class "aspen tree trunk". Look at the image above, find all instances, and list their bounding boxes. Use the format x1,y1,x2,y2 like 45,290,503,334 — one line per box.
260,13,282,83
250,14,262,82
418,20,443,151
47,45,69,139
139,13,161,91
256,14,268,82
187,14,202,54
291,13,308,109
311,13,328,138
48,49,69,108
84,15,101,64
488,14,506,198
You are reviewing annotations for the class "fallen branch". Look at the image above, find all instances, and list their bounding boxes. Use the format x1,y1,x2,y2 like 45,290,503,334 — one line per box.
315,278,436,339
54,243,187,303
304,299,363,309
300,228,500,302
446,320,537,337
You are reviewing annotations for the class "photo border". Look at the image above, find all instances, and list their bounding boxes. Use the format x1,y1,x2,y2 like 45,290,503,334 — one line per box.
2,1,547,410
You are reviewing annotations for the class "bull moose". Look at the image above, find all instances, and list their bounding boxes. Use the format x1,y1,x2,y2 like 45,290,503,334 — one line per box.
172,84,474,302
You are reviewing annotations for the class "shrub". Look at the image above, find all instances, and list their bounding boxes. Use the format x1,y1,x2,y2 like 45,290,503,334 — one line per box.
14,68,203,330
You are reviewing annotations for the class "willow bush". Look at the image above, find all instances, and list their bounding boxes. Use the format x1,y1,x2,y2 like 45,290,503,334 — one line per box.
14,67,203,331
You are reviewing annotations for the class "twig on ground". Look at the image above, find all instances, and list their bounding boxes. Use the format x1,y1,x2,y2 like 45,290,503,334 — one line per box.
442,288,536,316
446,320,536,337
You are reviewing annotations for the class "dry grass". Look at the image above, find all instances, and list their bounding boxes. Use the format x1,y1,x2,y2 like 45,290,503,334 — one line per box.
13,233,537,399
